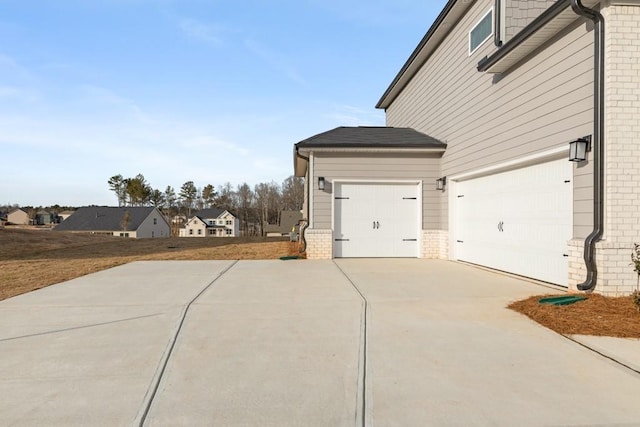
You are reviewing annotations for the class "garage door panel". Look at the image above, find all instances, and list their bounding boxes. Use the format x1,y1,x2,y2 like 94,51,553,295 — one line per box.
455,159,572,286
334,182,419,258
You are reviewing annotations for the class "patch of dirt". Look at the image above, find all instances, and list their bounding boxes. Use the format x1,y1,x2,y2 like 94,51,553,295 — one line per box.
0,228,304,301
508,293,640,338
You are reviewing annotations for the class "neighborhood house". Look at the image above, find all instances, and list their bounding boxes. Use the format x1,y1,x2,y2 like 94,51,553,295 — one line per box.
7,208,30,225
54,206,170,238
179,208,240,237
294,0,640,296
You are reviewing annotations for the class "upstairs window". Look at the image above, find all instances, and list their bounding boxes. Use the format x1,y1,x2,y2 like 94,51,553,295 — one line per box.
469,9,493,55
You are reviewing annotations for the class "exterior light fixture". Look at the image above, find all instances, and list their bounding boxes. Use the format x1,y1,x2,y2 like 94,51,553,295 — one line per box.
436,176,447,191
569,136,592,162
318,176,326,191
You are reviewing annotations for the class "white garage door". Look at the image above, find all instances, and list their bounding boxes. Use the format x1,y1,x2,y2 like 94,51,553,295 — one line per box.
455,158,572,286
334,182,420,258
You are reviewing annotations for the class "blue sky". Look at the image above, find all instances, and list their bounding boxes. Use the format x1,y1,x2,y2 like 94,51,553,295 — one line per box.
0,0,447,207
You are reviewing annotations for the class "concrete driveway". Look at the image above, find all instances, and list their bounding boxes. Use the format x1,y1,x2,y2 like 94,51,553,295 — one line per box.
1,259,639,426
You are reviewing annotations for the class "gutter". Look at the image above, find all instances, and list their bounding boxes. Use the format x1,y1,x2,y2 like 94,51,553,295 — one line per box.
477,0,572,72
571,0,605,292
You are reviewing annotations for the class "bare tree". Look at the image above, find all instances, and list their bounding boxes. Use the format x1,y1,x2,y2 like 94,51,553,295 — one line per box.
120,210,130,231
215,182,235,212
236,182,254,235
254,181,280,235
281,175,304,211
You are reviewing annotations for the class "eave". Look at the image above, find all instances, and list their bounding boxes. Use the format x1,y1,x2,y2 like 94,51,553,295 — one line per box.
376,0,475,110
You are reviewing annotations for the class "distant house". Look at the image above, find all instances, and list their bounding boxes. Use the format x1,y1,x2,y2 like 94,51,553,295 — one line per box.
179,208,239,237
54,206,170,238
7,208,30,225
264,210,303,237
35,210,53,225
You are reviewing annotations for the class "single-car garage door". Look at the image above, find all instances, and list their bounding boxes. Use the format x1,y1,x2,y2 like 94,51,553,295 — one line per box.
455,158,572,286
334,182,420,257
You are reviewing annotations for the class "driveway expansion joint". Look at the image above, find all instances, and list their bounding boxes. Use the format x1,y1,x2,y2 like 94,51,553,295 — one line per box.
333,260,368,427
134,260,239,427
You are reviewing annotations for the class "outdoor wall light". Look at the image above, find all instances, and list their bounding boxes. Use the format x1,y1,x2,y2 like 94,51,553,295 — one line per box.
436,176,447,191
318,176,326,191
569,136,592,162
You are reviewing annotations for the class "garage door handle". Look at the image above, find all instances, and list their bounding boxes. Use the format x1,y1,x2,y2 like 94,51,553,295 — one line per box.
335,239,350,241
373,221,380,229
403,239,417,241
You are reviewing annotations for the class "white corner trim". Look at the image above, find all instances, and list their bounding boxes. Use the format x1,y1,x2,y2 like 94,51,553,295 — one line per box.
309,152,314,229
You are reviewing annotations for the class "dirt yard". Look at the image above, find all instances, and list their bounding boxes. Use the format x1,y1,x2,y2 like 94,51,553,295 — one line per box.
2,228,638,337
0,228,301,301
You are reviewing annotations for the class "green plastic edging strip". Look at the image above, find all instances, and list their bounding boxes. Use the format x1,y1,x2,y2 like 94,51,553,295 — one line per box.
538,295,587,306
279,255,300,260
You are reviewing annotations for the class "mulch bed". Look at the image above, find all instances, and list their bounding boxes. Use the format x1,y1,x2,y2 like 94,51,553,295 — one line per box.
508,293,640,338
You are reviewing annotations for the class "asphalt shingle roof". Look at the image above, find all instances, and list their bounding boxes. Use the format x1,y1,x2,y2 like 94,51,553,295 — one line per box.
193,208,226,219
54,206,155,232
295,126,446,149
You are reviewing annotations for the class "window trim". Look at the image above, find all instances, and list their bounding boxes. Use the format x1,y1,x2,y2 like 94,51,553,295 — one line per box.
469,8,494,55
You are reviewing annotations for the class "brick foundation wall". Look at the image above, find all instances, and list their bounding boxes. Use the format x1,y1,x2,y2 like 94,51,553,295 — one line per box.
593,3,640,295
304,229,333,260
568,239,587,290
421,230,449,259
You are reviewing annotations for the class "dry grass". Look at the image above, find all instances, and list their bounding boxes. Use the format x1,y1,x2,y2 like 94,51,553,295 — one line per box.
0,228,303,301
509,293,640,338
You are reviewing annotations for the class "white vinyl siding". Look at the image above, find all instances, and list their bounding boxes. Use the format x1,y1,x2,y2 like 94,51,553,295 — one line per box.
385,0,593,238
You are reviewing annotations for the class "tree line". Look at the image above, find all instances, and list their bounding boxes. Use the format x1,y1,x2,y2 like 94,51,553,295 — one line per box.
107,174,304,235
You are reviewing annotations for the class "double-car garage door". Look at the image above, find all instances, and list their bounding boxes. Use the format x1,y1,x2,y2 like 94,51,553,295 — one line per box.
454,158,572,286
333,182,420,258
